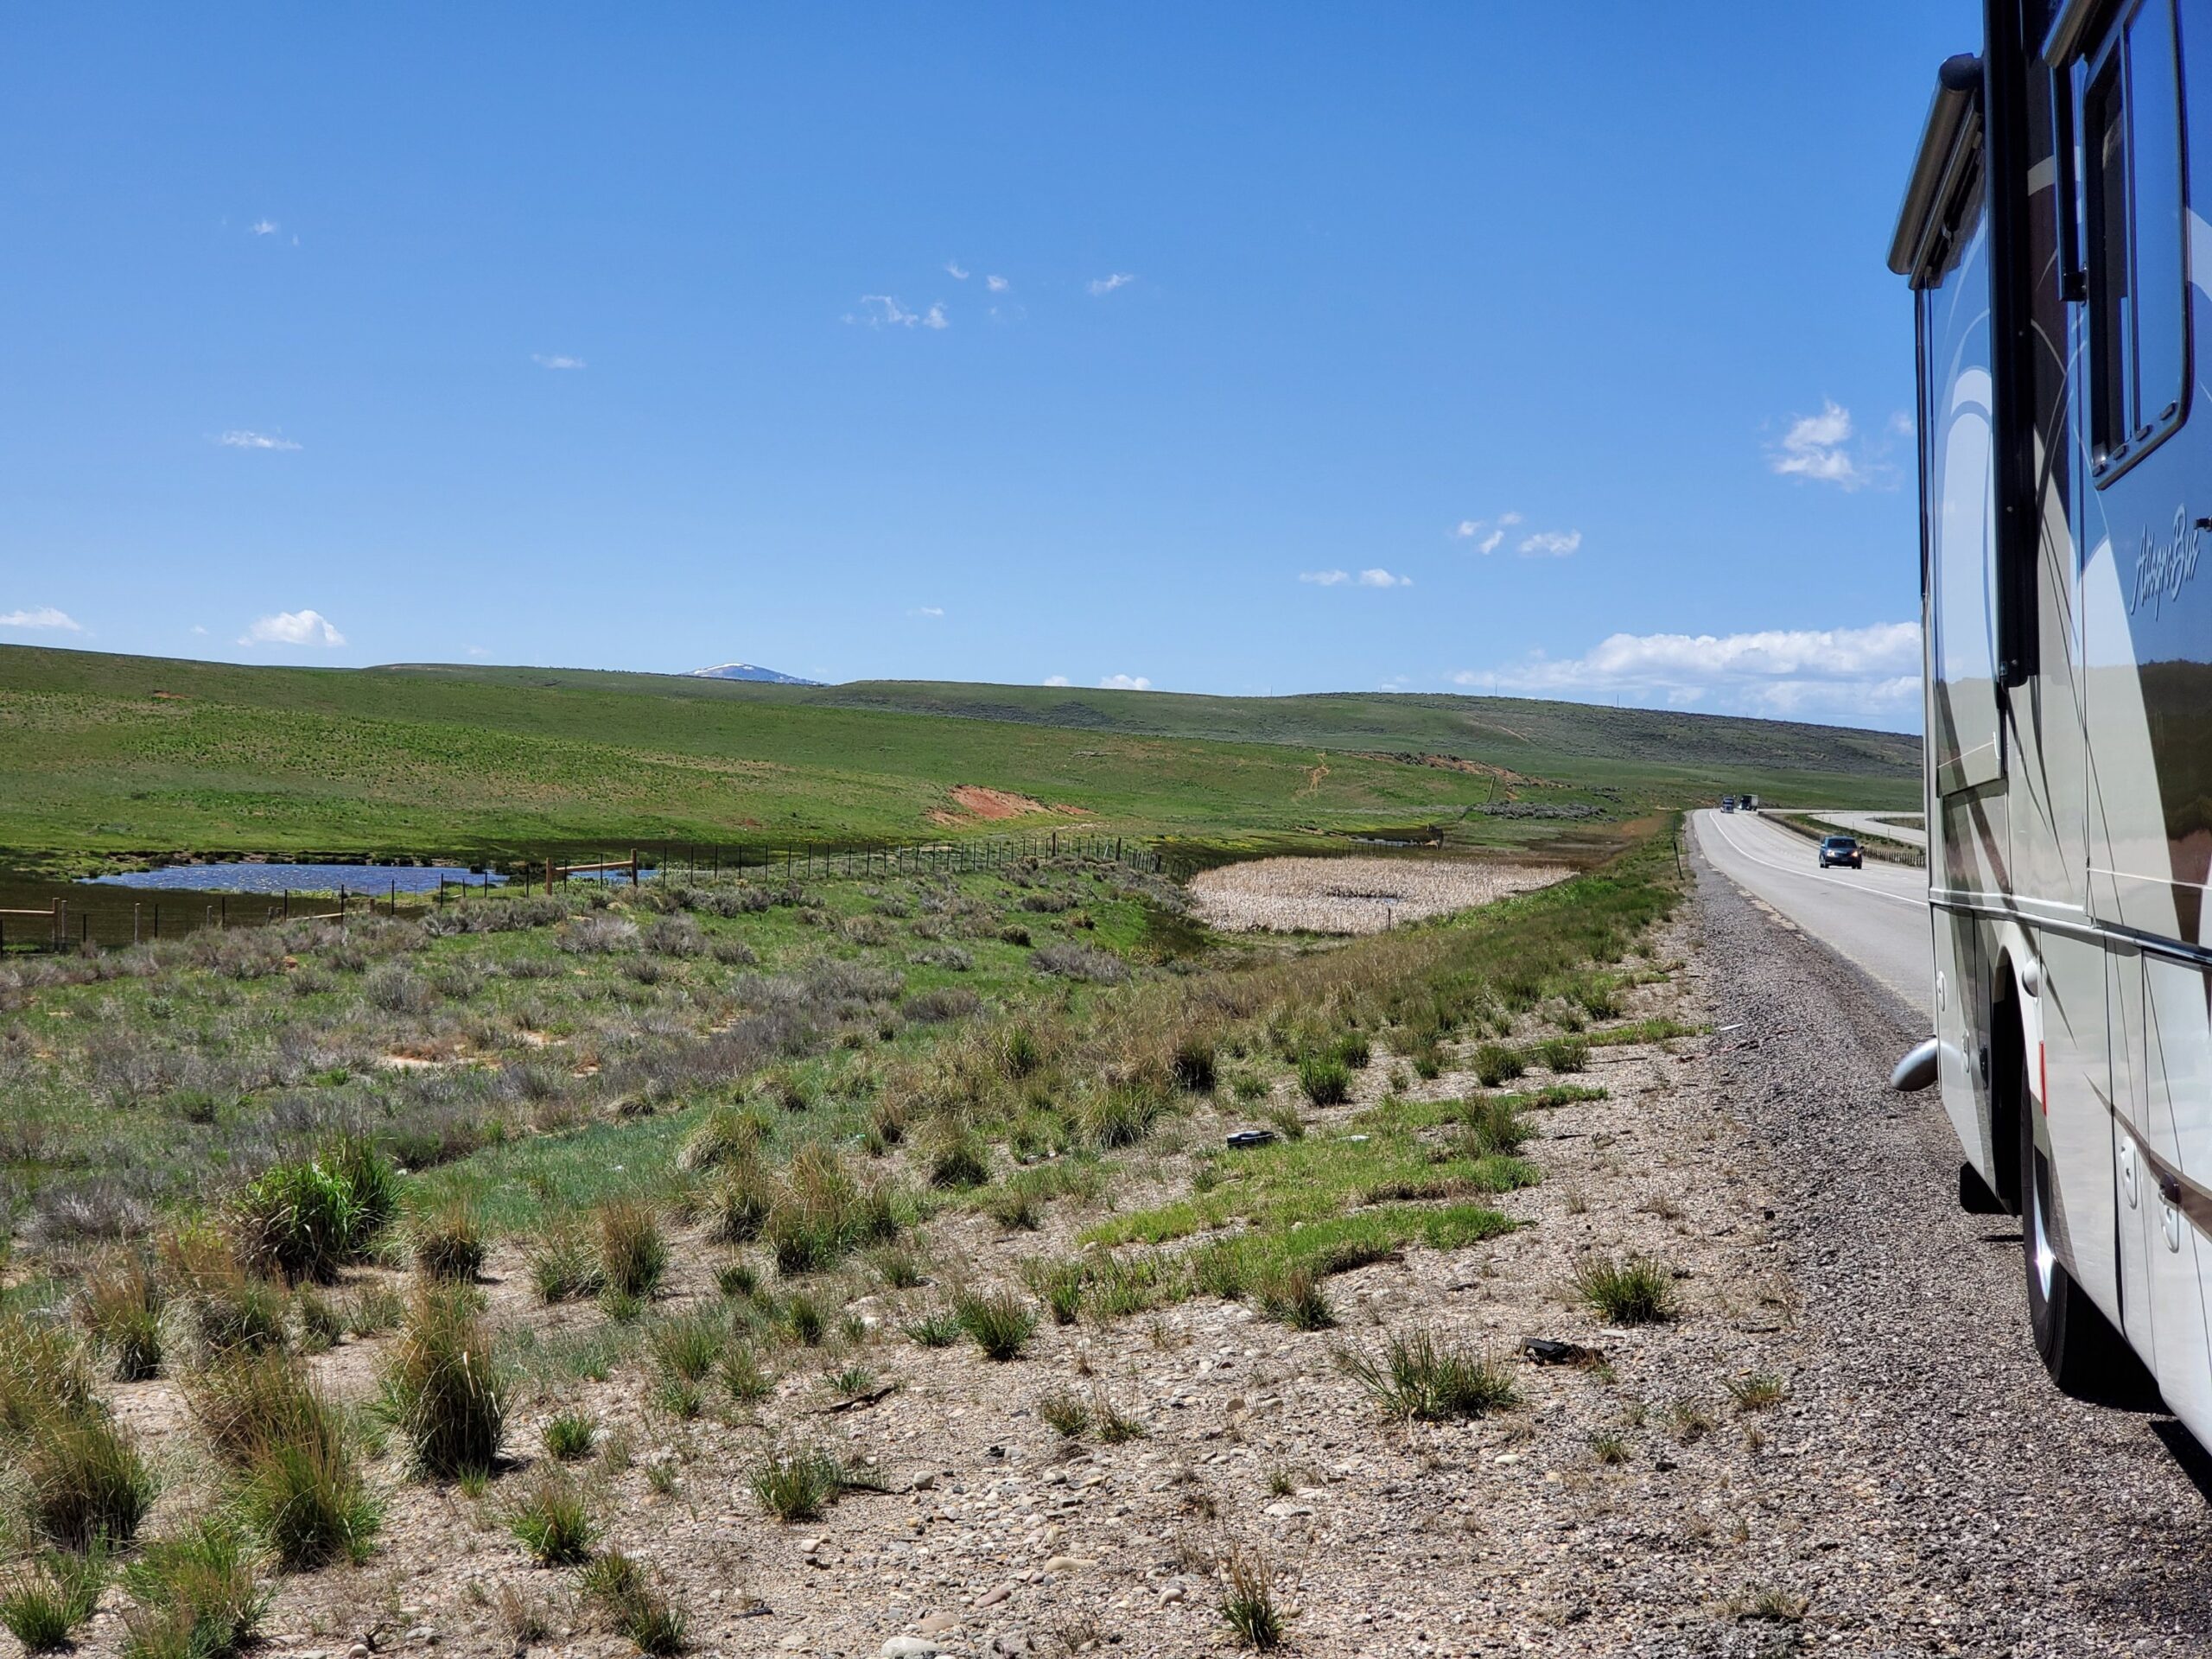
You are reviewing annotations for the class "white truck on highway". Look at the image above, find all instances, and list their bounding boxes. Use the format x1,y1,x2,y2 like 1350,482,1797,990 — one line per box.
1891,0,2212,1426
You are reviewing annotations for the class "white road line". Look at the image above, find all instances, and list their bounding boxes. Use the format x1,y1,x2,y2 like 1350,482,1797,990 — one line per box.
1700,813,1929,912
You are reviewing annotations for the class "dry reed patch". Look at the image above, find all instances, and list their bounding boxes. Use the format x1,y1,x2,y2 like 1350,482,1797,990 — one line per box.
1187,855,1568,935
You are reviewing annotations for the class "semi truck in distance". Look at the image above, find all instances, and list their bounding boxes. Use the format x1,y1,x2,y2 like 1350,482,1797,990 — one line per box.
1891,0,2212,1429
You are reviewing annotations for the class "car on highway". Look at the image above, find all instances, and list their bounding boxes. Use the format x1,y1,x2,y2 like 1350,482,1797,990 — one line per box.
1720,796,1737,813
1817,834,1862,870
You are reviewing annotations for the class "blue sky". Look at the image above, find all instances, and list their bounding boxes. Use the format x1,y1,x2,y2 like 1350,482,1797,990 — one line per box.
0,3,1979,730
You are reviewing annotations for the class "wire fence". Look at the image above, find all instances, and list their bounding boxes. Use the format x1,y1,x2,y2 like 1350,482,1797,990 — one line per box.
3,830,1163,955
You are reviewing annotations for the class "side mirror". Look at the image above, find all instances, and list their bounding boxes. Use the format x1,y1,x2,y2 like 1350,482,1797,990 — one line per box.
1891,1037,1940,1093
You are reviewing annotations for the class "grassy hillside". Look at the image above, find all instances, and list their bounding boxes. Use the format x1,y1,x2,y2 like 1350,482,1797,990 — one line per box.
385,665,1919,790
0,645,1918,866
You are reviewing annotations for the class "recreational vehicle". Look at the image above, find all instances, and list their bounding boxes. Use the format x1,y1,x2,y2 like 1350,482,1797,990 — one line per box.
1891,0,2212,1430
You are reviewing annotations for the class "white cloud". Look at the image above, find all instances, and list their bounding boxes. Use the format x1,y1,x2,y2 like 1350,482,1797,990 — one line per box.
1043,674,1071,687
986,275,1009,293
945,262,970,280
1769,398,1872,488
1302,568,1411,588
190,625,208,635
1452,620,1922,722
532,353,586,370
1517,530,1581,557
239,609,346,648
0,607,83,632
1887,409,1916,437
1454,512,1522,555
1099,673,1152,690
217,429,301,451
1087,273,1135,296
912,606,944,619
250,219,278,236
849,296,949,330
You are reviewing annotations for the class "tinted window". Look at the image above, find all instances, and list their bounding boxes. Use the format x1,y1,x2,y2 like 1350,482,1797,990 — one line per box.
2087,54,2133,458
2084,0,2190,476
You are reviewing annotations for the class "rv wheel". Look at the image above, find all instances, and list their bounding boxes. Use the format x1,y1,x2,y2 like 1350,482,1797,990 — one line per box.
2018,1103,2147,1403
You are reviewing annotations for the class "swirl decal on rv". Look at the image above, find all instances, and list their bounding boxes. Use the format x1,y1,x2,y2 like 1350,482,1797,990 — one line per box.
2128,507,2208,618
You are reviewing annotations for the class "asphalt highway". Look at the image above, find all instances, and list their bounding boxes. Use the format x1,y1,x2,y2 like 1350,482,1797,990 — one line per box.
1805,809,1929,849
1690,808,1931,1014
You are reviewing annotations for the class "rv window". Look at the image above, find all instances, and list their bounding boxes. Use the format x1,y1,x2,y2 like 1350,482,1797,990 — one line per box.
2083,0,2189,480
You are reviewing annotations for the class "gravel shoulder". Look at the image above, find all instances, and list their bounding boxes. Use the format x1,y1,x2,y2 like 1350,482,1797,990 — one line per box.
1694,839,2212,1657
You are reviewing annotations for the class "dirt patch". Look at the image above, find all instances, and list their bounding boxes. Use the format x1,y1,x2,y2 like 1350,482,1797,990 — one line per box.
1187,855,1570,934
944,786,1071,822
1351,750,1534,784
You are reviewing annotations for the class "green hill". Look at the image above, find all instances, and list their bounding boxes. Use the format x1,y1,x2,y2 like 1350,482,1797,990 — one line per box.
0,645,1919,868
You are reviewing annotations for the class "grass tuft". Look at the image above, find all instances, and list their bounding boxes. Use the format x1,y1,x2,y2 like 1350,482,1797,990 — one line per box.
1726,1370,1789,1412
543,1410,600,1461
22,1409,156,1551
1471,1043,1525,1088
747,1446,844,1522
1341,1328,1518,1422
902,1307,962,1349
375,1283,509,1478
527,1221,605,1304
1296,1054,1351,1107
597,1199,669,1300
1573,1255,1678,1325
118,1517,267,1659
575,1550,686,1656
79,1257,166,1382
411,1201,486,1282
505,1469,596,1566
650,1313,728,1384
0,1549,106,1653
1038,1387,1090,1438
955,1290,1037,1361
1217,1546,1285,1651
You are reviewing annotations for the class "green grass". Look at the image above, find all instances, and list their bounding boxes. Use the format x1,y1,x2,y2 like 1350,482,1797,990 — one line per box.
1084,1109,1534,1251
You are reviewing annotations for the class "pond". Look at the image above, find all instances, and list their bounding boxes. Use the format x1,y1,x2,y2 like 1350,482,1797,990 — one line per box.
80,862,506,895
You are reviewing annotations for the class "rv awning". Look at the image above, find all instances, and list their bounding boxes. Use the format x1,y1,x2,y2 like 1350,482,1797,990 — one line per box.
1888,54,1984,279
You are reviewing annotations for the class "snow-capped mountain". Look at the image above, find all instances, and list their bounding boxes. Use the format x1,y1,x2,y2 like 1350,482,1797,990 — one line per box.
689,662,823,685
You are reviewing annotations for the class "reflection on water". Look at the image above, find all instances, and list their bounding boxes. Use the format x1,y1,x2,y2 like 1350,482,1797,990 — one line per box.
83,862,505,895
